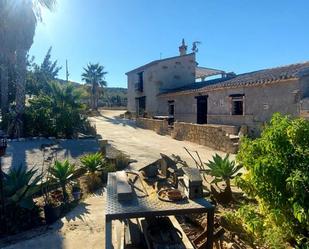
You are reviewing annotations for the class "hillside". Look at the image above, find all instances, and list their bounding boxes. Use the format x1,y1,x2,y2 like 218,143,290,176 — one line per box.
100,87,127,107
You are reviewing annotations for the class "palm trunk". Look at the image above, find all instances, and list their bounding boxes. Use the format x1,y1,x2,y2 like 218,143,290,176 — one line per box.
9,49,27,138
0,62,9,116
94,91,98,110
15,49,26,115
91,84,96,110
61,184,68,203
225,178,233,201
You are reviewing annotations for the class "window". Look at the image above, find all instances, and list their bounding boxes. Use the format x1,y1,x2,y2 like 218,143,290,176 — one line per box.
230,94,244,115
135,71,144,92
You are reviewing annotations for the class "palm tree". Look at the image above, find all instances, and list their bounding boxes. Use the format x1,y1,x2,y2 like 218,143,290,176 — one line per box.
81,63,107,110
0,1,15,116
49,82,84,137
0,0,56,136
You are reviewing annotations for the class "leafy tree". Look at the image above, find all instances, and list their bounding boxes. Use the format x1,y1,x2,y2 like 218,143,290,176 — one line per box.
26,47,62,96
81,63,107,110
100,87,127,107
24,94,55,136
24,82,86,138
50,82,85,137
0,0,57,136
236,113,309,247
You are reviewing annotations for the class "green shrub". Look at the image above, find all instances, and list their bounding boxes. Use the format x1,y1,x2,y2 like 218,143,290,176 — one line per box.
24,95,56,136
80,152,104,174
23,82,89,138
3,167,42,234
236,113,309,247
115,153,130,170
49,160,76,202
204,153,242,202
4,167,41,210
103,163,117,174
223,204,288,248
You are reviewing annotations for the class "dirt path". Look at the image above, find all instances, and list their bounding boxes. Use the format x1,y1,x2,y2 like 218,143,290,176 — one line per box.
90,109,232,170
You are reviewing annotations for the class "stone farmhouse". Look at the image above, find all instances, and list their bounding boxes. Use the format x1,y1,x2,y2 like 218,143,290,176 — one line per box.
126,40,309,137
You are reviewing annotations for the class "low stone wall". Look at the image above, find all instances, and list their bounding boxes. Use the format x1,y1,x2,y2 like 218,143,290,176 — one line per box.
136,118,169,135
171,122,239,153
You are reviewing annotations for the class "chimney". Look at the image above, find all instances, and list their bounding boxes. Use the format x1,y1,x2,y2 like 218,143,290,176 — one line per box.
223,72,237,79
179,39,187,56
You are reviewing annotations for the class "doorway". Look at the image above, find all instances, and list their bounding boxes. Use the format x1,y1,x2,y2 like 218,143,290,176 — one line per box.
196,95,208,124
135,96,146,116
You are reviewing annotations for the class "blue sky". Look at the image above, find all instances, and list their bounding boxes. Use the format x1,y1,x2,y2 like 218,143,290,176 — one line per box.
30,0,309,88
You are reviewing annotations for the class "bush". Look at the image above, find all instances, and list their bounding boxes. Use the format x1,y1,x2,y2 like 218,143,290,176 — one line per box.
2,167,42,234
101,163,117,183
23,82,89,138
236,113,309,247
24,95,56,136
204,153,242,202
115,153,130,170
49,160,76,202
80,152,104,174
223,204,289,248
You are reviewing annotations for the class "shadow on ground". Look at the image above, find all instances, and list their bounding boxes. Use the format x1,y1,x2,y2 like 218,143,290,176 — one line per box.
64,202,91,223
2,139,99,174
95,112,138,129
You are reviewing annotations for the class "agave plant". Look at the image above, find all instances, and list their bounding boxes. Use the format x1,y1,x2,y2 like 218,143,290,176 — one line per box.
204,154,242,202
4,166,41,209
80,152,104,174
49,160,75,202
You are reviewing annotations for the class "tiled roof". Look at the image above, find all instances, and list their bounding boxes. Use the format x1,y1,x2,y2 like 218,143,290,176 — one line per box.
159,61,309,96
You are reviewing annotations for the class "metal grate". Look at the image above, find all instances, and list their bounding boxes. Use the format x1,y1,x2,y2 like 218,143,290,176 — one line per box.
105,173,214,221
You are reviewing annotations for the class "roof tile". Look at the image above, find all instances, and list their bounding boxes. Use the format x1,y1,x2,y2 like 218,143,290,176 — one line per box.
160,61,309,96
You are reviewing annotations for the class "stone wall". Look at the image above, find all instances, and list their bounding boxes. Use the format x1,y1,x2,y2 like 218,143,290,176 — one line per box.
159,79,301,137
136,118,169,135
171,122,239,153
127,53,196,116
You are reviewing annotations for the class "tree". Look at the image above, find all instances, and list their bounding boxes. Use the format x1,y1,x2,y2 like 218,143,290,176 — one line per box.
81,63,107,110
49,82,84,137
26,47,62,96
236,113,309,247
0,0,56,137
24,82,85,138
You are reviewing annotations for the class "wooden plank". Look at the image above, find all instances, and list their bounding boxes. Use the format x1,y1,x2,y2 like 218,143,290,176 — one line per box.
116,171,133,201
168,216,195,249
139,217,193,249
113,220,125,249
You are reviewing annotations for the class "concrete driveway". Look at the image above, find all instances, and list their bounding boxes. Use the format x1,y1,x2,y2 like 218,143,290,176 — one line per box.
90,109,231,170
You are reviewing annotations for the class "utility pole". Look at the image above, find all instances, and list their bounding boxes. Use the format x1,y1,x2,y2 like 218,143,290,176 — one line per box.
66,59,69,83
